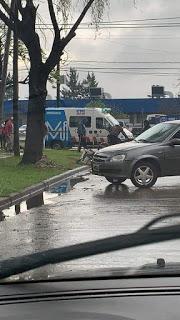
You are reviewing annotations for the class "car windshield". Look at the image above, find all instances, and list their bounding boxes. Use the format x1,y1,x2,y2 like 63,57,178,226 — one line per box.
19,125,26,130
2,1,180,283
105,114,119,126
135,123,179,143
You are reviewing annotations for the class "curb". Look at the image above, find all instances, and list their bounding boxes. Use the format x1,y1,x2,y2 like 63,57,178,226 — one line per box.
0,165,90,211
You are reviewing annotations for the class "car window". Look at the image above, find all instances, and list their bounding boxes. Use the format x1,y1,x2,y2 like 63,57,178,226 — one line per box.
135,123,180,143
96,117,111,130
172,130,180,139
96,117,104,129
69,116,91,128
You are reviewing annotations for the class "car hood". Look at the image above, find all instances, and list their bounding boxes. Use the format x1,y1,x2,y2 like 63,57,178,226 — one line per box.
96,141,152,156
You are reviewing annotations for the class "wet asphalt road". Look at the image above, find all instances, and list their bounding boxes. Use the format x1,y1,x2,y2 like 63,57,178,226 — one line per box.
1,173,180,279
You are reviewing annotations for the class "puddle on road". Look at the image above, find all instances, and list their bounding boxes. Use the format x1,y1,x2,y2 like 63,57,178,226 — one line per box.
97,183,180,201
2,175,89,220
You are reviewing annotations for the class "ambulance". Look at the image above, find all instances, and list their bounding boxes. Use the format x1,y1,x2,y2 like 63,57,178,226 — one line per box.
45,107,133,148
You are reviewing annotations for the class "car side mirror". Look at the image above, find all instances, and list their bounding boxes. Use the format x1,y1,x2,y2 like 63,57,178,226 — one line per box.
168,138,180,146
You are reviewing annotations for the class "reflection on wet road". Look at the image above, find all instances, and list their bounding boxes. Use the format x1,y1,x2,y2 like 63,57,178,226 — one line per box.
1,174,180,279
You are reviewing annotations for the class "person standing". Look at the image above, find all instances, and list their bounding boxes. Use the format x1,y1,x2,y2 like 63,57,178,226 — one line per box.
77,120,86,152
107,124,129,145
142,120,150,133
2,120,8,149
4,117,13,152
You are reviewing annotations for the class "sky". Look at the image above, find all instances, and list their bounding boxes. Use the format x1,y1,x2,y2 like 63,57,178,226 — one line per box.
13,0,180,99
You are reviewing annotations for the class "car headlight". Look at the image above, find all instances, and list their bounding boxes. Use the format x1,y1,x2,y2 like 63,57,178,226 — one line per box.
110,154,126,162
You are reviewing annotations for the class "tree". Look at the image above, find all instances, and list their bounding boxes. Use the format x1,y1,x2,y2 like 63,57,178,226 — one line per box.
61,67,83,98
81,72,98,97
61,69,99,98
0,0,108,164
86,72,98,88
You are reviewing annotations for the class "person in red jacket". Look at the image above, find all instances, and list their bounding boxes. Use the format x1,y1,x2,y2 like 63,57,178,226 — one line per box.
4,117,13,152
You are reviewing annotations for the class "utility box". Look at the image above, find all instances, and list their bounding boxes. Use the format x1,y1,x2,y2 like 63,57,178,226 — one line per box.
152,85,164,98
89,87,103,98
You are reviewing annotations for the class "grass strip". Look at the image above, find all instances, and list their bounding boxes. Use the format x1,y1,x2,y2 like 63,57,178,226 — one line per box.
0,149,81,197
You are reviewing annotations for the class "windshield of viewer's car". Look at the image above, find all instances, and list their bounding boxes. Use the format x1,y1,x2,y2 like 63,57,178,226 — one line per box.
3,0,180,283
135,123,179,143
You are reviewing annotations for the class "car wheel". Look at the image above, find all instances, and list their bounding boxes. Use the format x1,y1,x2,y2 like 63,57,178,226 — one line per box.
105,177,126,184
51,141,64,150
131,161,158,188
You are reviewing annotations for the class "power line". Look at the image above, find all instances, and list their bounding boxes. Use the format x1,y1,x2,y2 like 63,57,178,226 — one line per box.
97,16,180,23
36,24,180,30
74,36,180,40
70,60,180,64
61,67,180,70
35,16,180,26
60,69,180,76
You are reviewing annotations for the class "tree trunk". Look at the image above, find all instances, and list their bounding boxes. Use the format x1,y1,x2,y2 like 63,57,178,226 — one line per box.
21,95,46,164
21,68,47,164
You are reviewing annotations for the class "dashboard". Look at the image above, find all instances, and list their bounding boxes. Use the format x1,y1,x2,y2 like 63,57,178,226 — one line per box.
0,276,179,319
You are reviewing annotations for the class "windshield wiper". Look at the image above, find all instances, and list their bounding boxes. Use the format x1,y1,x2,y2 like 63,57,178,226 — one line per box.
0,213,180,280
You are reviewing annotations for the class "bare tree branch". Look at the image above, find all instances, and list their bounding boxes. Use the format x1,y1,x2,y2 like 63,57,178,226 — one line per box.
16,0,24,16
0,0,11,16
0,9,14,30
44,0,95,77
0,0,21,24
19,75,29,84
0,0,22,32
44,37,61,77
43,0,62,75
47,0,59,35
63,0,95,45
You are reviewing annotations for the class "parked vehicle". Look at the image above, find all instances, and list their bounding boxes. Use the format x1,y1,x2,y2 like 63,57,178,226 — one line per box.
19,124,27,149
146,114,167,125
45,107,133,149
92,120,180,188
147,113,180,126
19,124,27,135
116,118,130,127
18,109,133,150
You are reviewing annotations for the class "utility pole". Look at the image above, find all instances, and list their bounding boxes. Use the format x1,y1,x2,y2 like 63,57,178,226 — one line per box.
13,0,20,156
56,59,60,107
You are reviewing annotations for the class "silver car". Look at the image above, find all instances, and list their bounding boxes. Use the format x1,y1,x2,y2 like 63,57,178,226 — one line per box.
92,120,180,188
19,124,27,135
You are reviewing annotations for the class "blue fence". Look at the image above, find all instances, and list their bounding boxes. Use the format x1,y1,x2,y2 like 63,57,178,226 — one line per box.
3,98,180,115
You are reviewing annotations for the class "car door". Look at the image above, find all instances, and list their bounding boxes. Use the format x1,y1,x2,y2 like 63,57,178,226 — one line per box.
163,129,180,176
